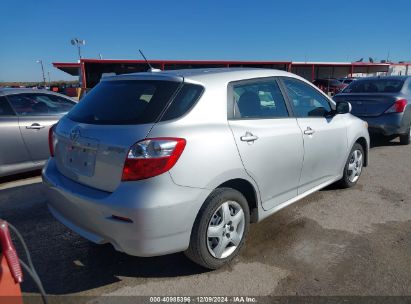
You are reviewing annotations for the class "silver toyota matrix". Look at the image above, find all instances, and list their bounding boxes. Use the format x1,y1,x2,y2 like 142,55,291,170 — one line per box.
42,68,369,269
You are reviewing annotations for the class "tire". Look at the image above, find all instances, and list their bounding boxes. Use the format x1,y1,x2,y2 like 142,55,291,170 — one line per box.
337,143,364,188
399,126,411,145
185,187,250,269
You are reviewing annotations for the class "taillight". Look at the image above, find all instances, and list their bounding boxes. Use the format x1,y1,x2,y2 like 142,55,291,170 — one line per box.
122,138,186,181
385,99,407,114
48,124,57,157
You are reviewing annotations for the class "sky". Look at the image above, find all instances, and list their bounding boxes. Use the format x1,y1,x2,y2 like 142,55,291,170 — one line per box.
1,0,410,82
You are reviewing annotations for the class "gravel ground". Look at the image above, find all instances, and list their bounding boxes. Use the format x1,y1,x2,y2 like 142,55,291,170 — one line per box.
0,137,410,301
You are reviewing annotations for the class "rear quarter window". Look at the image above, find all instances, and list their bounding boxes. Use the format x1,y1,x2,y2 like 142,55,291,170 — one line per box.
160,83,204,121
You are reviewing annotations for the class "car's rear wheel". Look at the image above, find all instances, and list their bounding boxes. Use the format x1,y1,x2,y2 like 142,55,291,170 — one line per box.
399,126,411,145
185,188,249,269
337,143,364,188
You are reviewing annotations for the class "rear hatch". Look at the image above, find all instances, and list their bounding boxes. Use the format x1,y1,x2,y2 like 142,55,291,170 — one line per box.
53,77,183,192
334,93,398,117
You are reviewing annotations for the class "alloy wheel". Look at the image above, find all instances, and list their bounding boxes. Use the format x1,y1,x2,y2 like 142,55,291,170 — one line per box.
347,149,363,183
207,201,245,259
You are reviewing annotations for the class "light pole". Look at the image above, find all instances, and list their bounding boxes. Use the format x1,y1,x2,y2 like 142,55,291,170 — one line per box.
70,38,86,60
47,71,51,86
36,60,46,88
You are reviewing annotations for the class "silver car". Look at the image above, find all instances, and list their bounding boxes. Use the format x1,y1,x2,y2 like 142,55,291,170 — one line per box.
0,88,76,177
42,68,369,269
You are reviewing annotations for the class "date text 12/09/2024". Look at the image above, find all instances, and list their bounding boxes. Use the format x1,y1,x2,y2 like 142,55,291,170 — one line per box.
149,296,257,303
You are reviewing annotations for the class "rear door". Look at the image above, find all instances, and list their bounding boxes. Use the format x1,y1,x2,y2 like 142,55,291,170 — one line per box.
6,93,76,162
228,78,304,211
0,96,32,175
280,77,348,194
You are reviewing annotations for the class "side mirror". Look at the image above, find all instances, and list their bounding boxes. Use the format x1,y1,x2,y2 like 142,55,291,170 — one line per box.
336,101,352,114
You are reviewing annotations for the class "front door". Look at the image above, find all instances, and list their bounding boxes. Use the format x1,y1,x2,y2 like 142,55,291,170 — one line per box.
228,78,304,211
280,77,348,194
0,96,32,175
7,93,76,162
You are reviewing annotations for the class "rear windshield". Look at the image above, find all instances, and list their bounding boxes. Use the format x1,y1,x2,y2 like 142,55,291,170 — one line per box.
68,80,181,124
343,79,404,93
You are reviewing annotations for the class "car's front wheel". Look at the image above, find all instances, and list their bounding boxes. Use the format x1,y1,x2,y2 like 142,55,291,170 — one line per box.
337,143,364,188
399,126,411,145
185,188,249,269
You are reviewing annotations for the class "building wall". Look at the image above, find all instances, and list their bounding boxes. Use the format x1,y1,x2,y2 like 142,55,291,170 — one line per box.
387,65,410,76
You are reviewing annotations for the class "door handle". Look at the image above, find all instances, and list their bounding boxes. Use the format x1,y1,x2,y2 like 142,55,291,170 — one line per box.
26,123,45,130
303,127,315,135
240,132,259,142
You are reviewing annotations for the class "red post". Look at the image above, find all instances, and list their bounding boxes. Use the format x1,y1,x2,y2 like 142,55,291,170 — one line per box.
80,61,87,90
311,64,315,81
78,60,87,99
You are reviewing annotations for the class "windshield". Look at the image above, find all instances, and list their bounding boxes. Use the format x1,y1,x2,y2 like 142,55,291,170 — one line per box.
343,79,404,93
68,80,181,124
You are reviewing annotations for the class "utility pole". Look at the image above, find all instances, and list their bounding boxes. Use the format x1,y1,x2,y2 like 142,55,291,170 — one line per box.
36,60,46,88
70,38,86,60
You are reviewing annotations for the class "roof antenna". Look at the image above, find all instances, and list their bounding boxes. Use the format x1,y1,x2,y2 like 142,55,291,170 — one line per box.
139,49,161,72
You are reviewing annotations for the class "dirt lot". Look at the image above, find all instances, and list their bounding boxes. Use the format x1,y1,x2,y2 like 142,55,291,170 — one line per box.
0,138,410,300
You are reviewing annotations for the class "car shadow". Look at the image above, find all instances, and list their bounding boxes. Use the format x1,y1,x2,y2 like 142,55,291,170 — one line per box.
27,241,209,295
0,180,208,295
320,183,341,191
0,169,42,184
369,135,402,148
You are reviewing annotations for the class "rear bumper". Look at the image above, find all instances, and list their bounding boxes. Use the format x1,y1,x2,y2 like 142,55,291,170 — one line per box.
42,159,210,257
359,113,407,136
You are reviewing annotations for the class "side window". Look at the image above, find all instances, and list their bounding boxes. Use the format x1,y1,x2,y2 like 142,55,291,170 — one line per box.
161,84,204,121
232,79,289,119
0,96,15,116
282,78,332,117
7,93,75,116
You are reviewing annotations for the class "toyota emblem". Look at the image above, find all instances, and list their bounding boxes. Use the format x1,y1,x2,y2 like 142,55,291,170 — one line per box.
70,127,81,141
